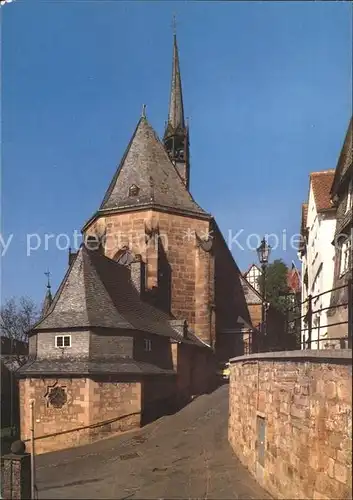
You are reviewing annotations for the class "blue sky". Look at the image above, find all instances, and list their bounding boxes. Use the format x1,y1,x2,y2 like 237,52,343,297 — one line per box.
1,0,352,305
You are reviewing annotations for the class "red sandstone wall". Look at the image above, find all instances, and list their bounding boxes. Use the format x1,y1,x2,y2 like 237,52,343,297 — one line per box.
86,210,213,345
19,377,141,454
228,351,352,500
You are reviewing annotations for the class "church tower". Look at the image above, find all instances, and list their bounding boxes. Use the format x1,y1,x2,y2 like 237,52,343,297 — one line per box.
82,26,252,353
163,31,190,190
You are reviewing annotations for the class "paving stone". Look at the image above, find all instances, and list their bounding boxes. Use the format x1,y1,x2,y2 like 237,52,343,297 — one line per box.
36,386,271,499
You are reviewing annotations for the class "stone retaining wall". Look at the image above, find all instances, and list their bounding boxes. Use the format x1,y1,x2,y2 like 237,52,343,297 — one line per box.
228,350,352,500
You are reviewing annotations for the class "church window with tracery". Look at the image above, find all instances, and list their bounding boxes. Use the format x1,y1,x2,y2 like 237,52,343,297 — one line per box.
47,386,67,409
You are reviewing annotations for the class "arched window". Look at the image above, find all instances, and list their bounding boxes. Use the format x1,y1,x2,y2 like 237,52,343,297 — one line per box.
129,184,139,197
114,247,135,267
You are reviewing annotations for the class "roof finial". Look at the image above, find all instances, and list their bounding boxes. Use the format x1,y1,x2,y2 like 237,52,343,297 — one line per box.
44,269,51,290
172,13,177,36
142,104,147,118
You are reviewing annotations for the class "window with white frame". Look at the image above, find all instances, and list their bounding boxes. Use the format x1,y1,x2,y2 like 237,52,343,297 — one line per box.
55,335,71,348
144,339,152,352
346,180,352,213
340,238,351,276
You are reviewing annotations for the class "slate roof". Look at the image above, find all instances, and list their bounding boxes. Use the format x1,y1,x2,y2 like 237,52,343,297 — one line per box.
97,117,208,217
310,170,335,212
33,248,131,331
1,355,28,373
17,358,176,377
240,275,262,306
31,245,209,348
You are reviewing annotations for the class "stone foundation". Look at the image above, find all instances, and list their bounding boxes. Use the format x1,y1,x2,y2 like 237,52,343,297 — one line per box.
228,350,352,500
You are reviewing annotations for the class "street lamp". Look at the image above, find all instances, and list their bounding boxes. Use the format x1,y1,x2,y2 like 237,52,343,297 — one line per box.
256,237,271,341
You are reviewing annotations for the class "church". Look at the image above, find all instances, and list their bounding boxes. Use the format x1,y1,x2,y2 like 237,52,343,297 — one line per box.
18,31,253,453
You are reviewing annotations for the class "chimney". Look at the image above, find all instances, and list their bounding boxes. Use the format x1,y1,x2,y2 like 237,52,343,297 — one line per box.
130,254,145,295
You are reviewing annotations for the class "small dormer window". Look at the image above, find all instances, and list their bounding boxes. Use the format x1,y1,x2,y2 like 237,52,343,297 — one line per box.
129,184,139,197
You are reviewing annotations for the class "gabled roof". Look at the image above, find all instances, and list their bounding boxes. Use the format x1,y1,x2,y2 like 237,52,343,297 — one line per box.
287,266,301,293
97,116,207,218
331,117,353,197
243,263,261,278
310,170,335,212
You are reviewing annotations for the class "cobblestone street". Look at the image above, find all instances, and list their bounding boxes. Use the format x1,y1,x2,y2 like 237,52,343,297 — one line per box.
36,385,271,499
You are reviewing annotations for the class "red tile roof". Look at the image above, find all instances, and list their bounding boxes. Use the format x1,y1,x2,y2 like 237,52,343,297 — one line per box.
287,268,301,293
310,170,335,212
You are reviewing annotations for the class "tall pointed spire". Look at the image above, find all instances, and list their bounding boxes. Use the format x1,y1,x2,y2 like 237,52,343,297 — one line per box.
41,269,53,317
164,18,190,190
168,29,185,131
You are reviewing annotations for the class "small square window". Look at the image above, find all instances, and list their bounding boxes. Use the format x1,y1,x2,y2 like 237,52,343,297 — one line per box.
55,335,71,348
144,339,152,352
56,336,63,347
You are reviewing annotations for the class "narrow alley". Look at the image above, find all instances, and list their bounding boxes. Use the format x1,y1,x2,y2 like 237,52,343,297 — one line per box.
36,386,271,499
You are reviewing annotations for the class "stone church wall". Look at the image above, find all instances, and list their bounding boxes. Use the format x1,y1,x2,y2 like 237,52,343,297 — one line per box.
19,377,141,454
85,209,213,345
228,350,352,500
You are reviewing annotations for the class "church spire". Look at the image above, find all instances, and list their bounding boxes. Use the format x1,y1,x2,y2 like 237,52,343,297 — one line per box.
164,19,190,190
168,27,185,131
41,269,53,317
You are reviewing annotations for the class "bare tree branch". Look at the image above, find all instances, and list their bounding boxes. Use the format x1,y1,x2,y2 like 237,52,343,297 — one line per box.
0,296,40,343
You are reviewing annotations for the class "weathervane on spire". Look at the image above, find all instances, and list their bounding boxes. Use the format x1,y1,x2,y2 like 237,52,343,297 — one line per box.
44,269,51,290
172,13,177,35
142,104,147,118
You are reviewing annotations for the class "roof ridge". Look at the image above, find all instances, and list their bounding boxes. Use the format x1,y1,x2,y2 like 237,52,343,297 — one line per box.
99,116,146,210
31,249,81,331
310,169,335,176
